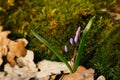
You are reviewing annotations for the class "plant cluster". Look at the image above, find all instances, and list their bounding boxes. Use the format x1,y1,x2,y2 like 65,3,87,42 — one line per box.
32,16,95,72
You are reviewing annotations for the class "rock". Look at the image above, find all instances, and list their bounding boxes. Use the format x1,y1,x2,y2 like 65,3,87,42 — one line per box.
3,63,36,80
36,60,70,78
38,76,50,80
0,26,11,65
17,50,37,72
61,66,94,80
0,50,38,80
97,75,106,80
0,45,8,65
16,38,28,47
7,38,27,66
0,26,28,66
0,72,6,78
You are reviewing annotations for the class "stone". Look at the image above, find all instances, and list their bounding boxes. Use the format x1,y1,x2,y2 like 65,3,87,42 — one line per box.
61,66,94,80
17,50,37,72
97,75,106,80
36,60,70,78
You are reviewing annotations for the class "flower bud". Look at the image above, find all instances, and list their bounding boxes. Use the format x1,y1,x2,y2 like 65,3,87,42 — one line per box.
70,38,74,45
64,45,68,53
74,26,81,43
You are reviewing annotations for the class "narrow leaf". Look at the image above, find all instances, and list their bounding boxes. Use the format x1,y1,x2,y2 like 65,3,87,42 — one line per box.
31,30,73,73
74,16,95,72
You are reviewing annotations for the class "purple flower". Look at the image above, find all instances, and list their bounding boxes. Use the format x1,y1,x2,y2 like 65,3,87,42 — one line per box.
64,45,68,52
70,38,74,45
74,26,81,43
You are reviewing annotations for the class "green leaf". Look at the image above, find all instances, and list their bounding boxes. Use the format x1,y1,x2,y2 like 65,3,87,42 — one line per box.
31,30,73,73
74,16,95,72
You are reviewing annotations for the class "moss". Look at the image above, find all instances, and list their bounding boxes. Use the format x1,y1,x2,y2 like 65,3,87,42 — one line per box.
0,0,95,60
89,20,120,79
